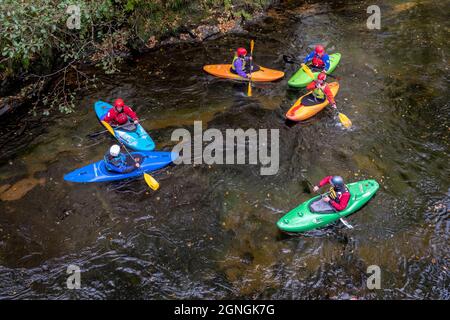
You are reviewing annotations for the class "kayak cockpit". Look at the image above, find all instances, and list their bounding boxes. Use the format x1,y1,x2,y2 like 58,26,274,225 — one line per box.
308,198,336,214
301,94,326,106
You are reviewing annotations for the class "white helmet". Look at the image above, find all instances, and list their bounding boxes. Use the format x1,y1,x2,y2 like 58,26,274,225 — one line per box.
109,144,121,157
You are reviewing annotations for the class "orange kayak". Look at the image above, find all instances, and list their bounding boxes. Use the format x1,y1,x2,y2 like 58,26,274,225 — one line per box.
203,64,284,82
286,82,339,121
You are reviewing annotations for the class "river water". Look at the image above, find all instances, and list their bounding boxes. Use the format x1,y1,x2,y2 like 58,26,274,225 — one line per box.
0,0,448,299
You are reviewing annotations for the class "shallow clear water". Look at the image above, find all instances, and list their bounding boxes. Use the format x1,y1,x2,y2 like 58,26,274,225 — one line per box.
0,0,448,299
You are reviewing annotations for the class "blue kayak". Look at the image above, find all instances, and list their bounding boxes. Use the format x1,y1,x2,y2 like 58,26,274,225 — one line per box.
64,151,177,183
95,100,155,151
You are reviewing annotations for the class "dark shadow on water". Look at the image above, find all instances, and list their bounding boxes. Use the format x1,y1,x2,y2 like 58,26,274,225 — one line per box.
284,118,298,127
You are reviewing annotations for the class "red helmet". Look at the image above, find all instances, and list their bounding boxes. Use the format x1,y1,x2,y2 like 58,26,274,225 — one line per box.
315,45,325,55
317,72,327,81
114,98,124,108
237,48,247,57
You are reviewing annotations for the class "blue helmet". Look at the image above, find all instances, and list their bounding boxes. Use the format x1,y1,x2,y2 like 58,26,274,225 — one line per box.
331,176,344,187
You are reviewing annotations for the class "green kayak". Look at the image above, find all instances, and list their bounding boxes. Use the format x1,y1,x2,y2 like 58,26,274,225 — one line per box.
287,53,342,88
277,179,379,233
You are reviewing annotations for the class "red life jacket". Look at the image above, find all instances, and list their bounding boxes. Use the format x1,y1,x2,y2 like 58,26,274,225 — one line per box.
312,54,325,68
329,185,349,203
115,111,129,125
104,105,138,125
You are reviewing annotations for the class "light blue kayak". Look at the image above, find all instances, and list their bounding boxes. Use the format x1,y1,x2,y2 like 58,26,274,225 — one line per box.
95,100,155,151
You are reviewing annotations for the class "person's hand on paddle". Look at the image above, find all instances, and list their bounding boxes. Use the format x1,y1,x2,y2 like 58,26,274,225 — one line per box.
331,103,337,109
134,119,139,125
134,160,140,168
323,196,331,202
313,186,320,193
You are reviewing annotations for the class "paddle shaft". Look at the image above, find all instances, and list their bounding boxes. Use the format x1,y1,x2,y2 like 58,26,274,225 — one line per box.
311,177,353,228
303,178,315,193
101,121,139,166
101,120,159,190
340,218,354,229
120,144,135,161
113,135,141,169
305,178,315,188
249,40,254,78
313,86,350,127
118,143,159,190
89,119,146,137
247,40,254,96
118,143,159,189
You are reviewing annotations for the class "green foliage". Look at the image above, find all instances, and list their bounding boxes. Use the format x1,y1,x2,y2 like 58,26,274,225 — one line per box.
224,0,233,11
97,55,124,75
165,0,190,10
0,0,271,76
124,0,139,12
0,0,272,113
0,0,118,72
236,9,252,20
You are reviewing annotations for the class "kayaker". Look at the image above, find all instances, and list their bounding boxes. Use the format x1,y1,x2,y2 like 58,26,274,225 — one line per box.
306,72,337,108
312,176,350,211
103,98,139,126
230,47,259,78
104,144,140,173
303,45,331,72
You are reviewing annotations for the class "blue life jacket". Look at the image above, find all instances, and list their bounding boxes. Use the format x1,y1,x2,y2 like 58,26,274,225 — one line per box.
104,153,134,173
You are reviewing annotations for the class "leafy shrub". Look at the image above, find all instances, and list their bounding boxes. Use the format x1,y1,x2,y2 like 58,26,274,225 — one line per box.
0,0,273,113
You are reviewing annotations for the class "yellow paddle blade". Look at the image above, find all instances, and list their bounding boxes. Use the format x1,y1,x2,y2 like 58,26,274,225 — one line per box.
338,112,352,128
248,40,254,97
301,63,315,80
144,173,159,191
101,121,116,137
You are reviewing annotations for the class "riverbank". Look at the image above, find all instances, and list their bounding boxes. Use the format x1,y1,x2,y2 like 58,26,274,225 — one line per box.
0,0,278,117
